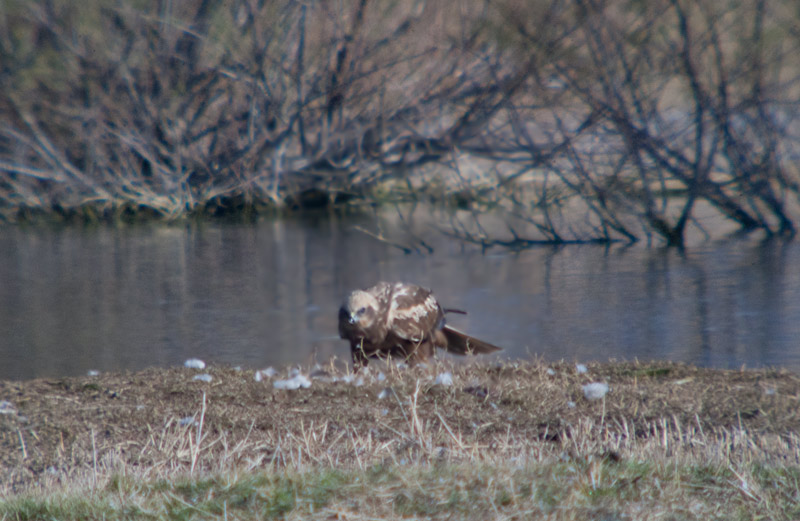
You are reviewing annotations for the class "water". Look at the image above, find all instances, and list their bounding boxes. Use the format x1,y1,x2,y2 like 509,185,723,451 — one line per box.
1,213,799,380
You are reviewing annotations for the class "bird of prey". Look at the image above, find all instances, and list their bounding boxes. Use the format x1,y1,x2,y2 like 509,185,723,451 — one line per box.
339,281,502,369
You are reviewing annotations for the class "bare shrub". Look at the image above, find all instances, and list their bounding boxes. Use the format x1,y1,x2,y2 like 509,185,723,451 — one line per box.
450,0,800,247
1,0,798,246
0,0,524,218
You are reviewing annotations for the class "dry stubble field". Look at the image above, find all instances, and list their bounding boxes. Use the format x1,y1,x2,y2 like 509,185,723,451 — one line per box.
1,359,800,519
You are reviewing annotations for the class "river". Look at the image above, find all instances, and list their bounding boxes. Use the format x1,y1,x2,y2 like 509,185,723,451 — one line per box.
1,210,799,380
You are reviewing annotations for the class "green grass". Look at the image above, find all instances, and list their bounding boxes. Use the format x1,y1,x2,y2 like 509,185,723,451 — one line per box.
3,459,799,520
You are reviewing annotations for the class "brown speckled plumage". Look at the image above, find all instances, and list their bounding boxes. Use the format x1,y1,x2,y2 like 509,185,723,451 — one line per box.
339,282,502,369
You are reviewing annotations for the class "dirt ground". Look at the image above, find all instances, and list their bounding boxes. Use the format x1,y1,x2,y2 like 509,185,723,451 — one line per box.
2,359,799,494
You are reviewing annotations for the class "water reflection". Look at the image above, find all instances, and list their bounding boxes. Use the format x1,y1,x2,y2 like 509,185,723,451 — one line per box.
1,216,798,380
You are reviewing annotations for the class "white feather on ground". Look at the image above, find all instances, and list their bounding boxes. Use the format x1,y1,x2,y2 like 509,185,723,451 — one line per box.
273,373,312,390
184,358,206,369
582,382,609,400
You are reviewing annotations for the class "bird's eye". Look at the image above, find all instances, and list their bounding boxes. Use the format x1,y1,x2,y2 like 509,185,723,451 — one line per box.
357,307,367,315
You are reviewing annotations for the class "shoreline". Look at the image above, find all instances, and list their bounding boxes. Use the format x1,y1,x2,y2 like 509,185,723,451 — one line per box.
2,360,799,518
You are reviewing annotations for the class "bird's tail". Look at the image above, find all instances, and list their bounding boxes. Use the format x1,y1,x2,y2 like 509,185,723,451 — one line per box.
439,325,502,356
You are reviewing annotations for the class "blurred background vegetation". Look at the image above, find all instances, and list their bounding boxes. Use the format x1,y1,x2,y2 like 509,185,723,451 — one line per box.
1,0,798,246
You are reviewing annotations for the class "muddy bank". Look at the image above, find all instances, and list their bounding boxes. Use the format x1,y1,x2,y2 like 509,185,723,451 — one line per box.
1,360,799,494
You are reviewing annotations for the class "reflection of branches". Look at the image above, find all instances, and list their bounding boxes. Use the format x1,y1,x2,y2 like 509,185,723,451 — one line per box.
352,215,435,256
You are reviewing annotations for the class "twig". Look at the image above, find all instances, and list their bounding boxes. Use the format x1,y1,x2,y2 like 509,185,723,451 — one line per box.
352,225,415,254
435,411,465,451
191,392,207,475
91,428,98,489
409,379,428,451
17,429,27,460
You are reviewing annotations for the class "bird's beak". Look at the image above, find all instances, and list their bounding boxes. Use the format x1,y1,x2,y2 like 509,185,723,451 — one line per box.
348,314,358,324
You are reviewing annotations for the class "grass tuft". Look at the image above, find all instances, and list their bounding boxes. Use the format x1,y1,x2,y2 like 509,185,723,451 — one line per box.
2,359,800,519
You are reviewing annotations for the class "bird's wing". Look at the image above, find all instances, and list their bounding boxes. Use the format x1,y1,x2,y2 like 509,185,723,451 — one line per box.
440,325,502,355
366,281,394,307
386,283,443,342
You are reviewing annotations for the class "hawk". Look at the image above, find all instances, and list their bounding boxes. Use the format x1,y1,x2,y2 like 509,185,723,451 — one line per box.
339,281,502,369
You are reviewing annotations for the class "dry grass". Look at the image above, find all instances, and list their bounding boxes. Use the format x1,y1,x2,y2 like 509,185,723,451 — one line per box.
1,359,800,519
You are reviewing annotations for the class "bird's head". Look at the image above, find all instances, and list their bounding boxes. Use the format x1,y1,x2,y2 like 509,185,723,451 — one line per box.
340,290,379,329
